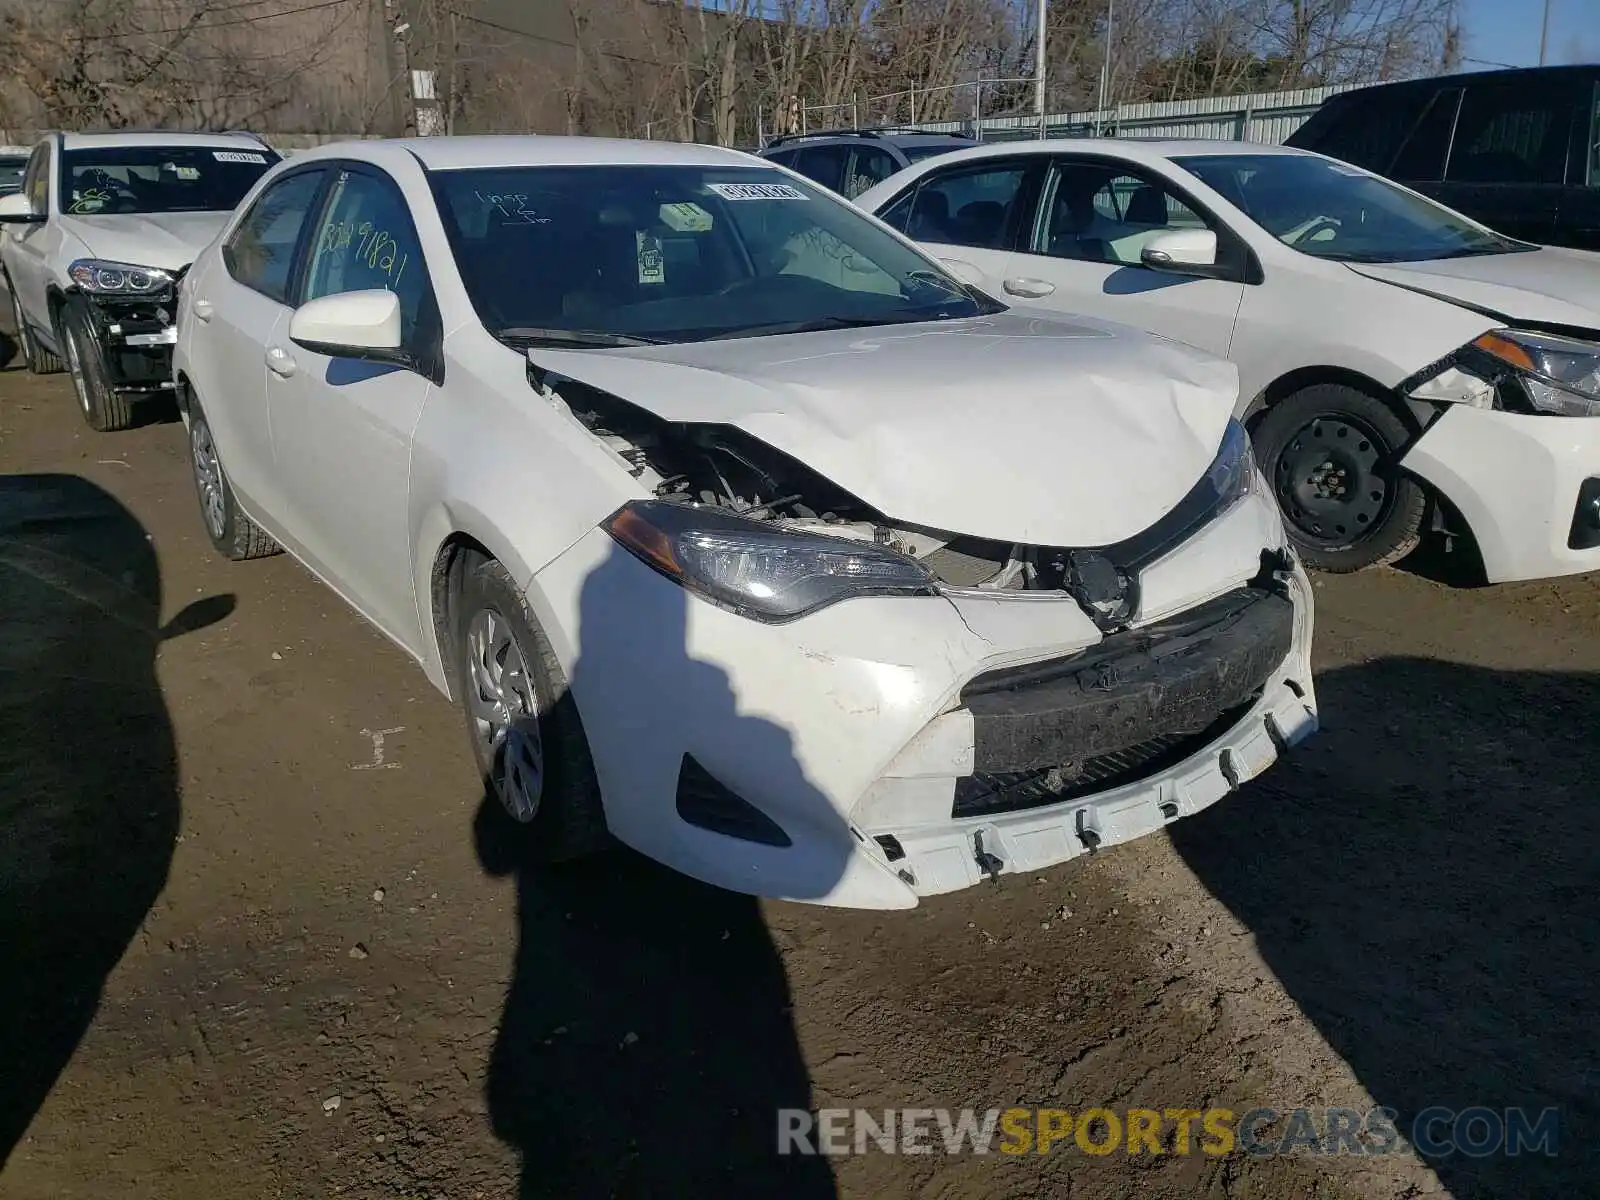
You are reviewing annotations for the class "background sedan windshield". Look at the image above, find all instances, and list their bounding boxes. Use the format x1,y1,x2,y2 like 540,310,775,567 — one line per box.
1175,153,1527,263
60,146,279,216
431,164,989,342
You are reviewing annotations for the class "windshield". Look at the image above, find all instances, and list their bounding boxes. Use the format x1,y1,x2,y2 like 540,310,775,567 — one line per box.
429,164,997,345
1174,153,1532,263
60,146,280,216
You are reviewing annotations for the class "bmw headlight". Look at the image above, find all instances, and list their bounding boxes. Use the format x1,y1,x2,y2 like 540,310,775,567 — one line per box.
1409,328,1600,417
605,500,935,622
68,258,174,298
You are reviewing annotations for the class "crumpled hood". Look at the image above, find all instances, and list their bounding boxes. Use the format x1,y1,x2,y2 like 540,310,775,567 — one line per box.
529,310,1239,547
1347,247,1600,329
57,211,232,272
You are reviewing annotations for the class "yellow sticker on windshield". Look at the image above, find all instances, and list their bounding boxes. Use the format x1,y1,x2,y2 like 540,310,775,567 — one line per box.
637,230,665,285
659,202,713,232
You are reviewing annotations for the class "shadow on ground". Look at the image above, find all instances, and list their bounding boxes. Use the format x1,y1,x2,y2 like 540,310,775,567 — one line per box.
473,541,849,1199
1173,658,1600,1198
0,474,232,1168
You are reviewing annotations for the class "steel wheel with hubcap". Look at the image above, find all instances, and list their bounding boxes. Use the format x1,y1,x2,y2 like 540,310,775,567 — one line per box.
1252,382,1427,573
184,398,280,560
453,553,609,862
190,415,228,543
466,607,545,823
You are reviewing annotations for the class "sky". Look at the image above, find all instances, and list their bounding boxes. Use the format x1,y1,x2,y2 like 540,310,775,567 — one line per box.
1460,0,1597,70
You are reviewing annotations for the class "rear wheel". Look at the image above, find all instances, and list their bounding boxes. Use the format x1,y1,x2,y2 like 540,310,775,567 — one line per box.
61,299,133,431
186,400,279,560
6,276,62,374
454,554,609,863
1253,383,1427,573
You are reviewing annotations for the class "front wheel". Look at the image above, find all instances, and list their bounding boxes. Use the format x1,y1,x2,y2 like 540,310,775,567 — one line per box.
186,400,280,560
1252,383,1427,573
60,299,132,431
454,554,609,863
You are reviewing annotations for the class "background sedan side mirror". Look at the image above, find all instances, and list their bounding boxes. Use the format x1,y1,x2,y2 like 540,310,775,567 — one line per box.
1140,228,1219,274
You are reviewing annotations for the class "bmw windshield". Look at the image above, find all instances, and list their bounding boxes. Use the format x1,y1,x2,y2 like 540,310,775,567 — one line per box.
429,164,999,345
60,146,280,215
1175,153,1533,263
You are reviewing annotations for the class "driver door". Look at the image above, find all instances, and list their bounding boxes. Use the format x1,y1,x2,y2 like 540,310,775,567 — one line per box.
265,163,437,653
996,157,1247,357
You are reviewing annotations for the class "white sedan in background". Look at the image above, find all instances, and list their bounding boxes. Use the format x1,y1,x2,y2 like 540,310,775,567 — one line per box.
857,140,1600,581
173,136,1316,908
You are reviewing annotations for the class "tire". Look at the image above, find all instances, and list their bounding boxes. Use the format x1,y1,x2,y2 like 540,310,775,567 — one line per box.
454,553,610,863
60,298,133,431
5,274,63,374
1252,383,1427,573
186,400,280,560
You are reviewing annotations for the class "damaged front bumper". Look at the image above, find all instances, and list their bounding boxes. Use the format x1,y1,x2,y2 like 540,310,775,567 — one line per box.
530,488,1317,909
76,294,179,392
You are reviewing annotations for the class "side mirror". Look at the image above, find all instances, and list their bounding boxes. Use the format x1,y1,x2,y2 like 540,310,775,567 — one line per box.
0,192,43,224
939,257,985,287
1140,228,1218,274
288,289,402,357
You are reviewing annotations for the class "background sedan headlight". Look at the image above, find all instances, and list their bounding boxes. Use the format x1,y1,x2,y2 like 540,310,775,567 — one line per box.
606,500,935,622
1467,329,1600,417
68,258,174,298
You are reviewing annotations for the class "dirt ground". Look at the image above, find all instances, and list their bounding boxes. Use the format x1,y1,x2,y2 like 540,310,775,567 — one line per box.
1,359,1597,1200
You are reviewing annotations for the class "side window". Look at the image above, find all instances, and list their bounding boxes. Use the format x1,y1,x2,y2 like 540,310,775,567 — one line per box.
845,146,899,199
223,170,325,302
792,145,849,193
764,148,797,168
23,144,49,214
302,168,429,344
902,162,1030,248
1587,81,1600,186
1041,162,1211,266
1447,79,1575,185
1391,87,1462,182
1302,89,1427,172
877,187,915,233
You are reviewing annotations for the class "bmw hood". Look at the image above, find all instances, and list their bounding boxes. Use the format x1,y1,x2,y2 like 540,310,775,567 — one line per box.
528,311,1239,547
1347,246,1600,329
57,211,232,272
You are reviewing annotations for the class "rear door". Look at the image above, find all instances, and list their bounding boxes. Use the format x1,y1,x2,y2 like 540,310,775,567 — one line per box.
874,156,1044,292
1555,77,1600,251
1431,73,1580,245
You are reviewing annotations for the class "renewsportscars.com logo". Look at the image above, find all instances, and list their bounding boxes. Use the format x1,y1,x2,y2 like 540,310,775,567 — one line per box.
777,1106,1560,1158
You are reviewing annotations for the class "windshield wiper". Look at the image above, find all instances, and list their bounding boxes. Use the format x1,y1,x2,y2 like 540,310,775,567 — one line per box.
699,314,916,341
495,326,668,349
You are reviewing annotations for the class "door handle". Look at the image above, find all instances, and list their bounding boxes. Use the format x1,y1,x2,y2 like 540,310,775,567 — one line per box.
265,344,297,378
1003,277,1057,299
192,298,213,322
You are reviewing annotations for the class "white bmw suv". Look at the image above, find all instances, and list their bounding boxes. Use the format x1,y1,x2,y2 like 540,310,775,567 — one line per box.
172,135,1318,908
0,131,280,430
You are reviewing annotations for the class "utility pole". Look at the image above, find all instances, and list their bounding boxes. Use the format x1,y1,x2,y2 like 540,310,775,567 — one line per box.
1035,0,1047,138
381,0,415,135
1095,0,1114,135
1538,0,1551,66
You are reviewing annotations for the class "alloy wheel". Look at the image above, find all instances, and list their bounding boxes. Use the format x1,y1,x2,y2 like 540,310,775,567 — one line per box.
190,418,227,540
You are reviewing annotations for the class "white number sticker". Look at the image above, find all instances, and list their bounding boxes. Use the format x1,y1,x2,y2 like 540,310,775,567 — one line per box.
707,182,807,201
213,151,267,164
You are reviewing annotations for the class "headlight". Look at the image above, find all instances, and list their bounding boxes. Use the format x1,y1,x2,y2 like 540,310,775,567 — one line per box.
605,500,935,622
68,258,174,297
1204,418,1259,508
1412,328,1600,417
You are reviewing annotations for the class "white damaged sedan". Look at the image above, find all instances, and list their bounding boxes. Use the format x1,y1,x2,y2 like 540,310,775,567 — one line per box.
173,136,1318,908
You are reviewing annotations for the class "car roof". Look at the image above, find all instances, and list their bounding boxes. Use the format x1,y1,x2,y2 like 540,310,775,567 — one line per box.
1330,62,1599,98
761,129,973,152
294,135,765,172
878,137,1313,172
59,130,274,152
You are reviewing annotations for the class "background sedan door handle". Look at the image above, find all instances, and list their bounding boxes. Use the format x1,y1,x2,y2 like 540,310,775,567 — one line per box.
191,298,213,322
1003,277,1057,299
265,345,297,378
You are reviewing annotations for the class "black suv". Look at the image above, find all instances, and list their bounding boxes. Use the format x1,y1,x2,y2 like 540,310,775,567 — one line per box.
1286,64,1600,250
758,128,975,199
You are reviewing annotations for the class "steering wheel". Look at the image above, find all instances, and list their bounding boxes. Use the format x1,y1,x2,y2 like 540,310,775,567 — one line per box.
1287,216,1341,246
